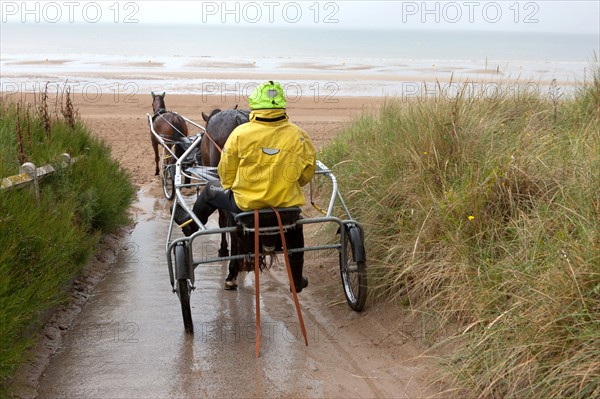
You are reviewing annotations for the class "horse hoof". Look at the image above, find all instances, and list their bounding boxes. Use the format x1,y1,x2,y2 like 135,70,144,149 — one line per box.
224,279,238,290
291,276,309,294
218,249,229,257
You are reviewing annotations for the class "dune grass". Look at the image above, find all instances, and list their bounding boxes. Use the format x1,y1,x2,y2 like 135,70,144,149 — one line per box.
320,74,599,398
0,92,135,389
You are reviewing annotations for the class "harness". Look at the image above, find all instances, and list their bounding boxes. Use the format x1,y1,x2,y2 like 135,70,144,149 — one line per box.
152,108,186,138
236,109,251,121
151,108,167,122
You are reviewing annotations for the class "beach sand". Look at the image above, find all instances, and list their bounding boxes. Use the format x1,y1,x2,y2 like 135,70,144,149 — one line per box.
3,91,386,186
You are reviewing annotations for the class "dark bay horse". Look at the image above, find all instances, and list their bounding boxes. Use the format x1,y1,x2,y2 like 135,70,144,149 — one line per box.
201,108,250,258
150,92,189,175
200,107,250,167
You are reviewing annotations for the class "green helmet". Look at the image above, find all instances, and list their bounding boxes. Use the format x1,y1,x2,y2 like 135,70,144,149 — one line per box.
249,81,287,110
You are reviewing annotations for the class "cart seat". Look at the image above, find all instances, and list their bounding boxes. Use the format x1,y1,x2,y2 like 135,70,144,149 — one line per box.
234,207,301,234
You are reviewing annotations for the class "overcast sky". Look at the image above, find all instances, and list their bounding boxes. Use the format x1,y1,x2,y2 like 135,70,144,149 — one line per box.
2,1,599,34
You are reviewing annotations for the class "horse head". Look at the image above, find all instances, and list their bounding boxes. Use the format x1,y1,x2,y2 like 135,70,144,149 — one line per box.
201,108,222,125
151,91,166,114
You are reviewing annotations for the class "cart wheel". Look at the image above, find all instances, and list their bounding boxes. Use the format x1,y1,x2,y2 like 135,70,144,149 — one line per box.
162,164,175,200
340,224,367,311
175,244,193,334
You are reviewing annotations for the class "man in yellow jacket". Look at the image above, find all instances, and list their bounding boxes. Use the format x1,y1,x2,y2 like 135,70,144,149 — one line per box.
192,81,316,291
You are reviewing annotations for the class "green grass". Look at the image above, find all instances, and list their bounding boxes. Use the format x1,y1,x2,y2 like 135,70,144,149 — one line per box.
0,95,135,389
320,74,599,398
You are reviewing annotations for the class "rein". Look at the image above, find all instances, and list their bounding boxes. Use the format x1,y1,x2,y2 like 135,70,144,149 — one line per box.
203,129,223,153
252,209,308,357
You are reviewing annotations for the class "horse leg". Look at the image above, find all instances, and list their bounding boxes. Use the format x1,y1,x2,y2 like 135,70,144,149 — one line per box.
152,137,160,175
218,209,229,257
225,214,239,289
226,258,239,287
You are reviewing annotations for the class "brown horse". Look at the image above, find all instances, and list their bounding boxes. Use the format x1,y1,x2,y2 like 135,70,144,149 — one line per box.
150,92,189,175
201,107,250,257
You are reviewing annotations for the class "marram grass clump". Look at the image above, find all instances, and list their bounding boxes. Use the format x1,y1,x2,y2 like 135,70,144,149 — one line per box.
320,76,599,398
0,92,135,389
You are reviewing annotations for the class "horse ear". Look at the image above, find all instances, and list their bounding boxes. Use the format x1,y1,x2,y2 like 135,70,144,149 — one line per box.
161,92,166,98
151,91,155,98
202,112,209,122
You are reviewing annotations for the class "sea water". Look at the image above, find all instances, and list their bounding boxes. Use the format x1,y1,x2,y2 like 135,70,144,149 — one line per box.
1,23,598,98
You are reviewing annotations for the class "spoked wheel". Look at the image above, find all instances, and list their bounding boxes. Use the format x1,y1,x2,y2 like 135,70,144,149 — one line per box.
162,163,175,200
340,224,367,311
175,244,193,334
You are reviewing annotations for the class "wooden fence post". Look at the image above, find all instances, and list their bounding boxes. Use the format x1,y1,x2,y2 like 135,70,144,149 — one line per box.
19,162,39,203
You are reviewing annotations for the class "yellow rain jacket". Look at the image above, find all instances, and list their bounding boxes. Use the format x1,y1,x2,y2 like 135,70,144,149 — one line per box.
217,109,316,210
